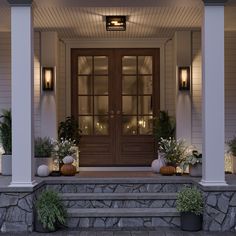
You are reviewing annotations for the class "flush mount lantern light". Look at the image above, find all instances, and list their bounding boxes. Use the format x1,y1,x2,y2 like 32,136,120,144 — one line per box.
106,16,126,31
42,67,54,91
179,66,191,91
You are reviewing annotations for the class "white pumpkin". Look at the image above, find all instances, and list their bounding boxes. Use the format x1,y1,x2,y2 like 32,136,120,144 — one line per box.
37,165,50,177
63,155,74,164
151,156,166,173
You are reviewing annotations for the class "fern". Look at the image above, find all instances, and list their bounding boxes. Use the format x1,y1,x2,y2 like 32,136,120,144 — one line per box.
36,190,67,231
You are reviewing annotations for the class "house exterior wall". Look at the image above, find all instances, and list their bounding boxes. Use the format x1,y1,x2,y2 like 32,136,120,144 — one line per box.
0,32,41,137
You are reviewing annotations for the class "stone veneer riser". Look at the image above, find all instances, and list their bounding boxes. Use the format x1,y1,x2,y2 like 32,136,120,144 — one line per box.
0,178,236,232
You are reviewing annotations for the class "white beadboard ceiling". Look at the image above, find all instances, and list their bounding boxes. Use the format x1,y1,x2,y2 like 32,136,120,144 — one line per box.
0,0,236,39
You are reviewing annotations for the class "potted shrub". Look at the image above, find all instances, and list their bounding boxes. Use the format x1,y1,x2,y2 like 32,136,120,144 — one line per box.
35,190,67,232
0,110,12,176
176,187,203,231
34,137,54,175
180,150,202,177
227,137,236,173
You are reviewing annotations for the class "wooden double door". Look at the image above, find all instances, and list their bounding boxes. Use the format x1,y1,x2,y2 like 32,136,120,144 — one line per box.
71,48,160,166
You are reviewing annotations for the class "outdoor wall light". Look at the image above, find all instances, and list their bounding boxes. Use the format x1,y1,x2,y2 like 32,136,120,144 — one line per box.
106,16,126,31
42,67,54,91
179,67,190,91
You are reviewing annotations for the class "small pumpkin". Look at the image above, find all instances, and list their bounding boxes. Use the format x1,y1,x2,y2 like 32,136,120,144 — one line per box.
160,166,176,176
61,164,76,176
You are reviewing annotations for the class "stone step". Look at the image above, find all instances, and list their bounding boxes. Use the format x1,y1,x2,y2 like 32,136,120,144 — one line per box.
61,193,177,209
60,192,178,200
67,207,180,218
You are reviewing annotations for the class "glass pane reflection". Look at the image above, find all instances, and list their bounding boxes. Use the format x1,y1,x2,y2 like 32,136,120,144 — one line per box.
94,76,108,95
138,116,153,135
94,56,108,75
138,96,153,115
78,56,92,74
94,116,109,135
122,96,137,115
78,76,92,95
122,56,137,74
79,116,92,135
122,116,137,135
122,76,137,95
139,76,152,94
78,96,93,115
94,96,108,115
138,56,152,74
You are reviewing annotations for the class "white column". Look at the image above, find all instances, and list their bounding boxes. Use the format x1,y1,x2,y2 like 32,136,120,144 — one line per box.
200,0,227,186
8,0,35,187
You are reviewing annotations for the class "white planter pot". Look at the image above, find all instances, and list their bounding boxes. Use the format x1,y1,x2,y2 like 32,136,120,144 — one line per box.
1,154,12,176
189,163,202,177
34,157,53,175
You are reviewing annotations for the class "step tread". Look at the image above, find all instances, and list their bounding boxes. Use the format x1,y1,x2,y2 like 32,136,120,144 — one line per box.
60,192,177,200
67,207,179,217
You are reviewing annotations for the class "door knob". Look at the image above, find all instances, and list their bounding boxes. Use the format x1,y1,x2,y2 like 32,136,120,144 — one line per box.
110,110,114,115
117,110,121,115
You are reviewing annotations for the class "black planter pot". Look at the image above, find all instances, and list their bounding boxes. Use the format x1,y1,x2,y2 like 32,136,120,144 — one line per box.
180,212,203,231
34,212,57,233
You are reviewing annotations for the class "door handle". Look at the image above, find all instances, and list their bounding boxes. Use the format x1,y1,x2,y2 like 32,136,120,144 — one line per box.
116,110,121,115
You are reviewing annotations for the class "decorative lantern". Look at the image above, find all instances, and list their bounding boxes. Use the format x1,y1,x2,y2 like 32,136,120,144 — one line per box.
106,16,126,31
42,67,54,91
179,67,190,91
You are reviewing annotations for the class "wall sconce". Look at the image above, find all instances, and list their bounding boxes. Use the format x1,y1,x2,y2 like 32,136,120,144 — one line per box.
106,16,126,31
179,67,190,91
42,67,54,91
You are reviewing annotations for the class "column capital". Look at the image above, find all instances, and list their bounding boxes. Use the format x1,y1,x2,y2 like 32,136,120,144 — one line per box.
202,0,228,6
7,0,33,6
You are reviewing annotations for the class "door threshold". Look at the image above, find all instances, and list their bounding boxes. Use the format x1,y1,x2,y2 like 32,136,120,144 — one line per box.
79,167,152,172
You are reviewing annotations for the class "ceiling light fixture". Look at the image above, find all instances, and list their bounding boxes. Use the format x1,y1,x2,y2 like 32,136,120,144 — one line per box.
106,16,126,31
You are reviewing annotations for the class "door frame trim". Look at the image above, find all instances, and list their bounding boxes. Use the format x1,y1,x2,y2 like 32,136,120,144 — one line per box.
64,39,166,117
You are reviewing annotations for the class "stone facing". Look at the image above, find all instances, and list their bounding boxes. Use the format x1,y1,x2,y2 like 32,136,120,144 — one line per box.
0,180,236,232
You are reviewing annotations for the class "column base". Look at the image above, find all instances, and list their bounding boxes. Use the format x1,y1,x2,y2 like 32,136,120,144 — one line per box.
199,179,228,186
9,180,37,188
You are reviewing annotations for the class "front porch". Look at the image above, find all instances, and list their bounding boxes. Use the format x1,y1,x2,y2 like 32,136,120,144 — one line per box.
0,172,236,232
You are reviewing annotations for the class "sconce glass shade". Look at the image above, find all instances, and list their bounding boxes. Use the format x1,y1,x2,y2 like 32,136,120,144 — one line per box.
179,67,190,91
42,67,54,91
106,16,126,31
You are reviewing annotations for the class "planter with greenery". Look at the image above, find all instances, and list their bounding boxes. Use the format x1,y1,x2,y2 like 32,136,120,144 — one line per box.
34,137,54,175
35,190,67,232
151,111,175,173
158,137,186,171
176,187,203,231
0,110,12,176
227,137,236,173
180,150,202,177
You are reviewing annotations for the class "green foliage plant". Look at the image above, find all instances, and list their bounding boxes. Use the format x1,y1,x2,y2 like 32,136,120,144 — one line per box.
0,110,12,155
227,137,236,156
58,116,82,144
180,150,202,171
158,137,186,165
36,190,67,231
176,187,204,215
35,137,54,158
153,111,175,144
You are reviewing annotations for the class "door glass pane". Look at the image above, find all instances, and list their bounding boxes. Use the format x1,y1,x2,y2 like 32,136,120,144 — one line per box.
138,116,153,135
122,76,137,95
122,96,137,115
94,56,108,75
139,76,152,94
78,56,92,74
79,116,93,135
138,96,153,115
94,96,108,115
94,116,109,135
138,56,152,74
122,56,137,75
78,76,92,95
94,76,108,95
122,116,137,135
78,96,93,115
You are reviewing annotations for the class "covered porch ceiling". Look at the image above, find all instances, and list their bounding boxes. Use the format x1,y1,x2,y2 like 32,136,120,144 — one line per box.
0,0,236,39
